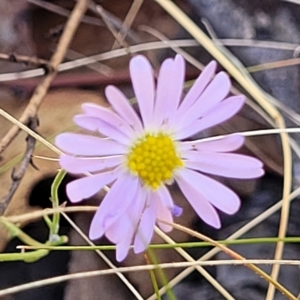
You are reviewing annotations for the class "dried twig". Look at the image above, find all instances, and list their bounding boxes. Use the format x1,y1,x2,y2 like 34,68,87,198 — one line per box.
0,53,50,69
0,117,38,215
111,0,143,49
0,40,200,82
88,1,134,48
95,5,130,49
0,0,89,154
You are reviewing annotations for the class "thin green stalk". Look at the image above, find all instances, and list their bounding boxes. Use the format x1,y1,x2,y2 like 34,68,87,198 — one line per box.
145,252,161,300
19,236,300,251
0,217,68,262
49,169,66,238
0,217,44,246
0,250,49,263
147,249,177,300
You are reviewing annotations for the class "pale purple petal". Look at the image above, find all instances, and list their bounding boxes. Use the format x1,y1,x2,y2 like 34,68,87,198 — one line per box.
66,170,118,203
74,115,131,145
134,196,156,253
56,133,127,156
183,151,263,169
196,72,231,113
154,55,185,127
81,103,135,139
72,115,101,132
177,168,240,216
105,210,134,244
174,96,244,140
176,72,231,129
105,185,147,261
89,174,139,240
155,192,173,232
184,152,264,178
172,61,217,119
175,170,221,228
152,58,173,126
116,238,132,262
104,210,136,261
156,185,174,210
105,185,146,242
130,55,155,129
60,154,123,174
105,85,143,134
180,135,245,152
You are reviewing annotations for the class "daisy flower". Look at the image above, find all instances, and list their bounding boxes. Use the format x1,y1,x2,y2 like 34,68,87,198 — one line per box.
55,54,264,261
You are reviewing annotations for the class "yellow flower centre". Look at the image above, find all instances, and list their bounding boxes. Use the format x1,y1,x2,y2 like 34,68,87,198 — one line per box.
127,133,183,189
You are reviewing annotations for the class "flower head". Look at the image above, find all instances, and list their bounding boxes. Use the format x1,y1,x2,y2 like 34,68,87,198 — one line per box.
55,55,264,261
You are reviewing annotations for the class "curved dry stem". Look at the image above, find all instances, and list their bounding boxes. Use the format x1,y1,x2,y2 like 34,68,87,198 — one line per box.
153,3,292,297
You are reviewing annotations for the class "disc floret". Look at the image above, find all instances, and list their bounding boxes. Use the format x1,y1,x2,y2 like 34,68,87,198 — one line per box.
127,133,183,189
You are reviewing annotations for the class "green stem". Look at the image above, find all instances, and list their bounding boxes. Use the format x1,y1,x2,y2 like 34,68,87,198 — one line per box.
0,217,68,263
19,236,300,251
145,252,161,300
147,249,177,300
0,250,49,263
49,169,66,238
0,217,44,246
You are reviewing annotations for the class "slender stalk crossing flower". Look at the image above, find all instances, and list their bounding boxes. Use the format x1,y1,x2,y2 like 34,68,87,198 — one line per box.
55,55,264,261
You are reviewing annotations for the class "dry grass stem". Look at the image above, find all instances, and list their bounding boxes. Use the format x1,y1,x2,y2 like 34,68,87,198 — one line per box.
0,258,298,298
